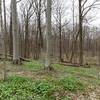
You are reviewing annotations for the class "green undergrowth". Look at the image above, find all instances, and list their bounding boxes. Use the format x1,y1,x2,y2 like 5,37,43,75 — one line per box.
54,64,99,77
18,61,100,86
23,60,43,71
0,61,99,99
4,60,100,86
0,75,85,100
59,76,85,92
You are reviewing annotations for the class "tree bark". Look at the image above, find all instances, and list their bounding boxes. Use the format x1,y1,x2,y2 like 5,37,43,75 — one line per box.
9,10,13,56
11,0,20,64
45,0,53,70
3,0,8,59
79,0,83,65
24,18,29,58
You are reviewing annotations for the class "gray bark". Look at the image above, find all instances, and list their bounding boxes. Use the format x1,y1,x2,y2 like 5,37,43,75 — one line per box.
45,0,53,70
11,0,20,64
0,0,3,51
3,0,7,59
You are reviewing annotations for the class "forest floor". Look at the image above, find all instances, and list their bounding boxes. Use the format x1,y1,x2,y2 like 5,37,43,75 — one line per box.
0,60,100,100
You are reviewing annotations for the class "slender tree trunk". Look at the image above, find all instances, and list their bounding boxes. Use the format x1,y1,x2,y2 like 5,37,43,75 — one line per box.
0,0,3,36
24,18,29,58
59,23,63,62
3,0,7,59
79,0,83,65
9,10,13,56
0,0,4,55
98,40,100,65
35,0,43,59
38,0,43,49
70,0,75,63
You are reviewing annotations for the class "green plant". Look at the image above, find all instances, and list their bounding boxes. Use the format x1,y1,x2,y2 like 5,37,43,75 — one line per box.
59,76,85,92
32,80,56,98
23,61,43,71
0,76,56,100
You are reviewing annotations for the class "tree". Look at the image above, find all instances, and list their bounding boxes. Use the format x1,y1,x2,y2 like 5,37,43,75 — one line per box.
45,0,53,70
3,0,8,59
0,0,2,37
20,0,34,58
9,6,13,56
33,0,43,59
11,0,20,64
78,0,83,65
78,0,100,65
53,0,68,62
0,0,4,54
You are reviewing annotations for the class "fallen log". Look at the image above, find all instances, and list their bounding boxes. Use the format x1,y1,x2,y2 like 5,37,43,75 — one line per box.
0,54,31,62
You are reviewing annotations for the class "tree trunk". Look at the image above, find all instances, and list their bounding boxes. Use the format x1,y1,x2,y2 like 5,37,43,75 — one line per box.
45,0,53,70
24,18,29,58
0,0,4,53
3,0,8,59
79,0,83,65
9,10,13,56
59,23,63,62
11,0,20,64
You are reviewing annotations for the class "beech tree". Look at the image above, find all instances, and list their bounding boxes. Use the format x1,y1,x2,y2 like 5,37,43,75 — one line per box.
45,0,53,70
11,0,20,64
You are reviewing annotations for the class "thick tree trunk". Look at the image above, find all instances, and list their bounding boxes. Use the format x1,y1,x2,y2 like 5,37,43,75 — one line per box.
0,0,7,81
11,0,20,64
45,0,53,70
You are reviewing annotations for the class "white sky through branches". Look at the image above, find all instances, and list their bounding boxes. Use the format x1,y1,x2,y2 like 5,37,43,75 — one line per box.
5,0,100,27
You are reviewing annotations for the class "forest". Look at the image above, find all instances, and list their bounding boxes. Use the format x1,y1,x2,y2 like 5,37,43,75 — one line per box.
0,0,100,99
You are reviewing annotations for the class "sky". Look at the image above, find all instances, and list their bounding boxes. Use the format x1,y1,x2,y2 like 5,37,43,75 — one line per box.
5,0,100,27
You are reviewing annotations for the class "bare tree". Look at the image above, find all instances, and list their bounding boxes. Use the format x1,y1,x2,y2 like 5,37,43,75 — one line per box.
9,6,13,56
20,0,34,58
11,0,20,64
3,0,8,59
45,0,53,70
33,0,44,59
0,0,2,37
78,0,100,65
53,0,68,62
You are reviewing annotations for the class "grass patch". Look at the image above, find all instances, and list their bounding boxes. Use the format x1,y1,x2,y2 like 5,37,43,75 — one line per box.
54,64,100,78
59,76,85,92
0,76,56,100
23,60,43,71
0,61,99,99
0,75,86,100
